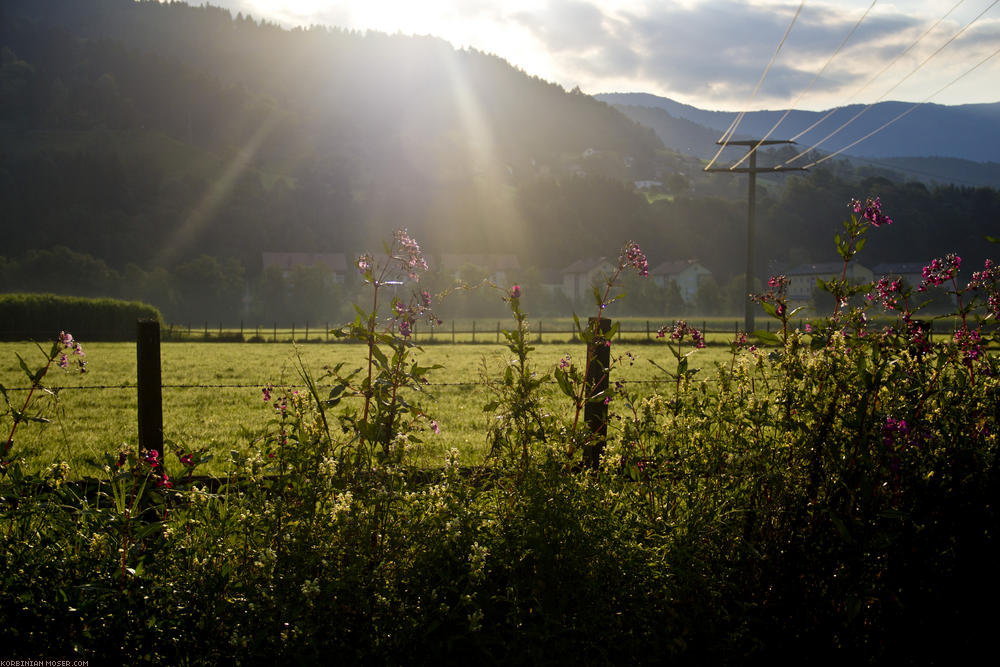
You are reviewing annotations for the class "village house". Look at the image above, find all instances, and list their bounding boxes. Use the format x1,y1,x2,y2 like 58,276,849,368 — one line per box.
560,257,616,303
784,262,874,307
650,260,712,304
871,262,926,290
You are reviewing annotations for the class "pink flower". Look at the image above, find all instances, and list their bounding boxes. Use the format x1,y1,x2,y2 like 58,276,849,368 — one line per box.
511,285,521,299
430,420,440,434
619,241,648,277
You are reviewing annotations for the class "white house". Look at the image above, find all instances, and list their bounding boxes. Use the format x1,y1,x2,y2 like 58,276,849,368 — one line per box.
650,260,712,304
871,263,926,290
784,262,873,306
561,257,616,303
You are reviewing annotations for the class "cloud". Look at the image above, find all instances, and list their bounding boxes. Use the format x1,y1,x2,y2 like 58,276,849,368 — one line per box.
193,1,1000,110
502,1,1000,109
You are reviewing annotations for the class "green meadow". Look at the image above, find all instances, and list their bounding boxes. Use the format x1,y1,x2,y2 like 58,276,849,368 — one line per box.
0,338,734,475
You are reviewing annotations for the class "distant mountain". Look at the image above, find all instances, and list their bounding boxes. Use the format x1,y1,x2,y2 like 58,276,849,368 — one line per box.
596,92,1000,165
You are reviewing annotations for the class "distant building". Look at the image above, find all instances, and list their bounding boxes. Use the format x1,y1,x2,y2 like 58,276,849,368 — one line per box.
871,263,926,290
561,257,616,303
261,252,348,284
784,262,873,306
650,260,712,303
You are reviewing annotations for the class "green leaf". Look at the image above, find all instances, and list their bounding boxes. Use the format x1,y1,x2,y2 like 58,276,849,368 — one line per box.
986,235,1000,244
753,330,781,346
759,301,778,318
555,367,576,399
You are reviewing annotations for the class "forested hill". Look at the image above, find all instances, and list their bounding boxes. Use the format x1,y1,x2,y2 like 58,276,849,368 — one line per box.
0,0,660,269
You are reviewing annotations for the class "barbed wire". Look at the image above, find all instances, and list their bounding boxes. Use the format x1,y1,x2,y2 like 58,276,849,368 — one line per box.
0,378,702,392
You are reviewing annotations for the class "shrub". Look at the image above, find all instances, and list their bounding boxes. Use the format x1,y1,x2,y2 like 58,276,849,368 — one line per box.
0,293,162,341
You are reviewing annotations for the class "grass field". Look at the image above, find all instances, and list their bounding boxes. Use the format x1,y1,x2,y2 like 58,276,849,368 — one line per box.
1,338,735,476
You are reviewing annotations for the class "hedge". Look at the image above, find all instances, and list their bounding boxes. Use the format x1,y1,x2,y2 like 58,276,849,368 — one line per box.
0,293,162,341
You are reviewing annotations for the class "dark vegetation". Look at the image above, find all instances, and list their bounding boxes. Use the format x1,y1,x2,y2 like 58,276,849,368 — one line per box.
1,215,998,663
2,0,1000,323
0,293,161,341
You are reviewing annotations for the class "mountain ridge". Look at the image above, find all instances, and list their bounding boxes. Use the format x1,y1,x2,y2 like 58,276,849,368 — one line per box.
595,92,1000,164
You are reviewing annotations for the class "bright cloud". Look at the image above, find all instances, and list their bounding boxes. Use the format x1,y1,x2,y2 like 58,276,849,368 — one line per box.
215,1,1000,110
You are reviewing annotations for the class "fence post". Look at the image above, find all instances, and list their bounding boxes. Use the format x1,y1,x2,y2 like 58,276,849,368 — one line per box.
326,322,329,342
240,320,243,339
646,320,650,340
291,324,295,342
136,319,163,465
305,321,309,341
583,317,612,470
204,321,208,338
496,321,500,343
452,320,456,344
472,320,476,343
538,320,543,343
273,322,277,343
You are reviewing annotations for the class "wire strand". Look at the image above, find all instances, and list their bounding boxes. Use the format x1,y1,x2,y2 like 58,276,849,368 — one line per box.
787,0,999,166
704,0,805,170
786,0,967,145
803,42,1000,167
730,0,877,169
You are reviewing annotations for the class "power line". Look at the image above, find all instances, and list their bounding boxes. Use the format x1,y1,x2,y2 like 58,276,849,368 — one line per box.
704,1,804,171
803,42,1000,167
730,0,877,169
786,0,967,145
786,0,1000,166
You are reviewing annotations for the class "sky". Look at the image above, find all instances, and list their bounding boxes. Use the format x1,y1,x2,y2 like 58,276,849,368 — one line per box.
213,1,1000,111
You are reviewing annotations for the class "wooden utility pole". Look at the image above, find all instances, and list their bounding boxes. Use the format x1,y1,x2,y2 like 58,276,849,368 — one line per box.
705,140,805,332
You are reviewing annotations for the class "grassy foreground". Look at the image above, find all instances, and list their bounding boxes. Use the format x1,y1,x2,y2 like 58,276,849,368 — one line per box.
0,339,733,475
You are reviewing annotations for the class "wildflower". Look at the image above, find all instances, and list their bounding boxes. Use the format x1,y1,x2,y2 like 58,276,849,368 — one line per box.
58,354,69,369
357,254,372,274
262,385,271,402
430,420,441,434
421,290,432,308
59,331,73,347
849,196,893,227
179,453,194,467
393,228,428,281
954,326,982,362
398,320,411,338
919,254,961,291
690,328,706,349
619,241,648,277
511,284,521,299
868,276,903,311
881,417,910,449
559,355,570,369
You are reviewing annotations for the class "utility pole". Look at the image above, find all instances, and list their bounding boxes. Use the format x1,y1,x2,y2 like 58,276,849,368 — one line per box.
705,140,805,332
